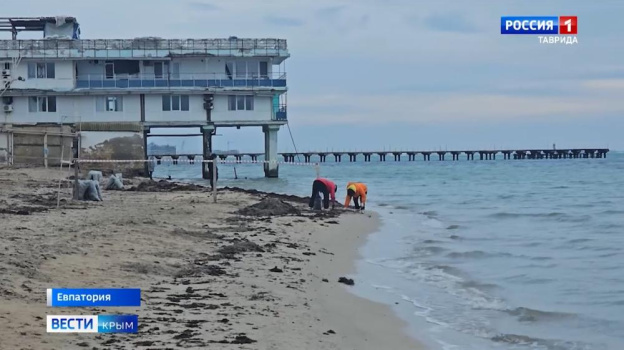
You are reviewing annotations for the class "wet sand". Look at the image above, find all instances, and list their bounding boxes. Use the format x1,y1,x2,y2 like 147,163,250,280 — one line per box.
0,166,425,350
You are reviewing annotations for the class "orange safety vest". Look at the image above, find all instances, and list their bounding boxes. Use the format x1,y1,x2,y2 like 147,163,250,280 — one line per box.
344,182,367,208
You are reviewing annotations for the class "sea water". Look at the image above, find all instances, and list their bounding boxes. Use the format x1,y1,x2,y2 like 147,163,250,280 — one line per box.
153,152,624,350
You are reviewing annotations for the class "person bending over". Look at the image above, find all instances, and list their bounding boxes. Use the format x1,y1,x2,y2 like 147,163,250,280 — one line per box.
344,182,368,211
309,178,338,210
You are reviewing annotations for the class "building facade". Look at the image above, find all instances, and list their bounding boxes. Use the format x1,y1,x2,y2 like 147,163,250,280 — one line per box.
0,17,289,177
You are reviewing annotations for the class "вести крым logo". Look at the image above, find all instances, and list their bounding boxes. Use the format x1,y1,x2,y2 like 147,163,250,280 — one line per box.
500,16,578,45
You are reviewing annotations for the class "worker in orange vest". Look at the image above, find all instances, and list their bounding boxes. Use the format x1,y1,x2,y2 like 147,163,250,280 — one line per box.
344,182,367,211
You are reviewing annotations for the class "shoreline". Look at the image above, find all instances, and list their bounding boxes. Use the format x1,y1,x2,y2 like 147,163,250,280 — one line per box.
0,167,425,349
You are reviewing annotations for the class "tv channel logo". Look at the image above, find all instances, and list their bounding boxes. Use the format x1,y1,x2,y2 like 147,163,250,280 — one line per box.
501,16,577,35
46,315,138,333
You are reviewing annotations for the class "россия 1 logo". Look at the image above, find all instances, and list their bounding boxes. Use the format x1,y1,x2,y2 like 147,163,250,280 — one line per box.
500,16,578,45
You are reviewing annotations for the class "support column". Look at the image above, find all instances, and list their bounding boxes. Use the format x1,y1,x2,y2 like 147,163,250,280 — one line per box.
263,125,280,178
201,125,215,180
143,129,149,176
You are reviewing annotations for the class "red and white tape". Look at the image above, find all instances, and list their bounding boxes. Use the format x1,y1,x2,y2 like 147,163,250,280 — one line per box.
76,159,319,166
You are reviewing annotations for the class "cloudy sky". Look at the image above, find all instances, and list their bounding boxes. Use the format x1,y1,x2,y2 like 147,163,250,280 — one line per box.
6,0,624,152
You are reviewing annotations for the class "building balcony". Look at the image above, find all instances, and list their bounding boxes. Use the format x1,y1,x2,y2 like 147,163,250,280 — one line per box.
75,73,287,90
274,105,287,120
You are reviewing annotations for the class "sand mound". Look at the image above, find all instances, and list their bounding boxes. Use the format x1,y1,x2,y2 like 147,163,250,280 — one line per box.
237,197,301,216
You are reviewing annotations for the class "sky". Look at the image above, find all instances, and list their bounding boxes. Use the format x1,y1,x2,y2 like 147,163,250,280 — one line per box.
4,0,624,152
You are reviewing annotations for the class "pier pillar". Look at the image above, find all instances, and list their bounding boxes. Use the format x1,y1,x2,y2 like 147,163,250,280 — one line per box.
172,156,179,165
393,153,401,161
251,155,258,162
319,154,327,162
334,154,342,162
235,155,242,163
263,125,280,178
379,153,386,162
304,154,311,163
492,153,496,160
189,156,195,164
156,156,162,165
349,153,357,162
364,153,371,162
201,125,215,180
422,153,431,161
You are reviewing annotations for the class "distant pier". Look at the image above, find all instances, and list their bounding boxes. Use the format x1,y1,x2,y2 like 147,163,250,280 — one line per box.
149,148,609,164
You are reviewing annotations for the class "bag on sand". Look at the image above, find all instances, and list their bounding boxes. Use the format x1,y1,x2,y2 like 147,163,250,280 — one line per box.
105,175,124,190
313,197,322,210
87,170,103,183
78,180,103,201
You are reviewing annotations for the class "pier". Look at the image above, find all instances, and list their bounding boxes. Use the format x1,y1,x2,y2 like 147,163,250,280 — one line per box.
149,148,609,164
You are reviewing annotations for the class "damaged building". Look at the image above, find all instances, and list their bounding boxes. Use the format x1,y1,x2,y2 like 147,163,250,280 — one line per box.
0,16,289,177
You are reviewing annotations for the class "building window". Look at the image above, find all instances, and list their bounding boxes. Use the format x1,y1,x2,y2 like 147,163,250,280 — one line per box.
235,61,247,78
228,95,254,111
27,62,55,79
96,96,123,112
28,96,57,112
162,95,190,111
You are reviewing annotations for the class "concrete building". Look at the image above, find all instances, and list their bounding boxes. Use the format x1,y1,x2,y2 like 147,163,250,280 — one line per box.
0,16,289,177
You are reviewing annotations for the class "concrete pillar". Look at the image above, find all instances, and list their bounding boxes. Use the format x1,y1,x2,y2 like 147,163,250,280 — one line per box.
263,125,280,178
201,125,215,180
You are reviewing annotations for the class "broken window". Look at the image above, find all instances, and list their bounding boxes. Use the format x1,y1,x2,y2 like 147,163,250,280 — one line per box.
27,62,55,79
96,96,123,112
28,96,57,112
225,62,233,80
105,62,114,79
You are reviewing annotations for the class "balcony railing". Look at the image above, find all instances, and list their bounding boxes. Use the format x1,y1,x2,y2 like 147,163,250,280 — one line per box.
274,104,287,121
75,73,287,89
0,38,288,59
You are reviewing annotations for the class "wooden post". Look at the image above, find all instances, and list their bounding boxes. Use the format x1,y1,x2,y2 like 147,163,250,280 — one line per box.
212,157,218,203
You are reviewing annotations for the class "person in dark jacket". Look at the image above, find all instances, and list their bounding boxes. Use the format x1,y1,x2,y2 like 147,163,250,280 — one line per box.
207,154,218,189
309,177,338,210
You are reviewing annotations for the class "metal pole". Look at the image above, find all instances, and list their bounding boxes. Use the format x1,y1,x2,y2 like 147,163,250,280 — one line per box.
57,144,64,208
43,133,48,168
212,157,218,203
72,135,79,200
73,158,79,200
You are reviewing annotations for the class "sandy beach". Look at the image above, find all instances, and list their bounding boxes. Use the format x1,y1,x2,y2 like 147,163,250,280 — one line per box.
0,166,424,350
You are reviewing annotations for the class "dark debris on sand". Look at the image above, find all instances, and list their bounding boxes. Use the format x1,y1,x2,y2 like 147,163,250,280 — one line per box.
338,277,355,286
237,197,301,216
223,186,309,204
128,180,208,192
